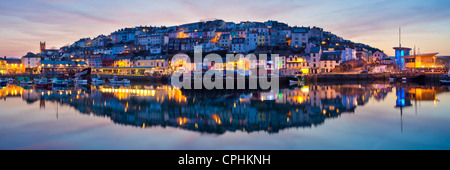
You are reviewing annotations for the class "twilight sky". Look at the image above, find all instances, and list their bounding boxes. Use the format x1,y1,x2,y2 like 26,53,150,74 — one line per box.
1,0,449,58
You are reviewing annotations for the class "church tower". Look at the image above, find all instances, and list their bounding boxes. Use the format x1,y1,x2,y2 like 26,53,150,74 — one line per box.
39,42,46,53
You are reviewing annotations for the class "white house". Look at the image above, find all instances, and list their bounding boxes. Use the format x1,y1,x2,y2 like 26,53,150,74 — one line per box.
319,51,342,73
22,52,40,73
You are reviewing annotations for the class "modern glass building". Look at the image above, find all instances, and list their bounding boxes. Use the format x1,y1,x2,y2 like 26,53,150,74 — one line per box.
393,47,411,69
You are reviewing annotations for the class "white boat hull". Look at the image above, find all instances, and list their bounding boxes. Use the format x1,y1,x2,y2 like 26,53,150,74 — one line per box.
110,80,130,84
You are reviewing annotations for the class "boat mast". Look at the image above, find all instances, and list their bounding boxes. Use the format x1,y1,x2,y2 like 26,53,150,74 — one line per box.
399,27,402,72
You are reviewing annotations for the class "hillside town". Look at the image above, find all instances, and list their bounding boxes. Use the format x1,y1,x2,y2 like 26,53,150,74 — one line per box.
1,19,449,79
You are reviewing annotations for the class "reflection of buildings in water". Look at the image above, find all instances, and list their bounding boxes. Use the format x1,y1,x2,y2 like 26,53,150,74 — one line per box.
0,85,25,99
395,85,446,109
53,84,397,134
22,89,40,104
5,83,432,135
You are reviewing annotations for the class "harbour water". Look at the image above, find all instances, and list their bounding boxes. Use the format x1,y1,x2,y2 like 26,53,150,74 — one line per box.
1,82,449,150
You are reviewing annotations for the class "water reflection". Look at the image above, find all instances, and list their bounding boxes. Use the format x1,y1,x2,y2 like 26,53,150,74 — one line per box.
1,83,449,135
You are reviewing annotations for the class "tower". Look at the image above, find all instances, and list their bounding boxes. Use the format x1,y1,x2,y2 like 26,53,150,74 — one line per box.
39,42,46,53
393,28,411,70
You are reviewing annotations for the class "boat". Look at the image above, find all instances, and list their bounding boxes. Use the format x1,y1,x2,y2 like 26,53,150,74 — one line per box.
51,77,68,86
18,77,33,84
440,71,450,84
109,76,130,84
74,77,88,85
67,78,75,86
75,68,91,77
7,78,15,84
287,71,304,85
389,77,396,83
0,78,7,85
35,78,52,88
92,75,105,84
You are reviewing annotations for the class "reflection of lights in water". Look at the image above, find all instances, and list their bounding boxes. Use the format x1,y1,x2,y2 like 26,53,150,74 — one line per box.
301,86,309,93
323,110,326,115
178,117,188,126
142,123,145,128
211,114,222,125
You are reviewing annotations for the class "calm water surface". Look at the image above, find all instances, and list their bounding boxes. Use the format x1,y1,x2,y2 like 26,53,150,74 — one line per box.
1,83,449,150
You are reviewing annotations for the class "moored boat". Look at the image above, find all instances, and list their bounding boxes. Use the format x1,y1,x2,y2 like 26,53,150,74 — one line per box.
287,71,304,85
74,77,88,85
52,77,68,86
0,78,7,85
440,71,450,84
109,76,130,84
18,77,33,84
35,78,52,88
92,75,105,84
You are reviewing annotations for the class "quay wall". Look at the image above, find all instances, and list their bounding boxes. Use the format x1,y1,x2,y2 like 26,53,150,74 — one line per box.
305,73,444,82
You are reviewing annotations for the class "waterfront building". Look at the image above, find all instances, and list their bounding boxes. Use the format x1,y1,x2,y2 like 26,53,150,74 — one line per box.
309,46,321,74
40,60,87,75
320,51,342,73
283,54,309,75
132,55,168,75
393,47,411,70
114,56,133,68
5,58,24,74
403,52,448,72
0,57,6,74
22,52,41,74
